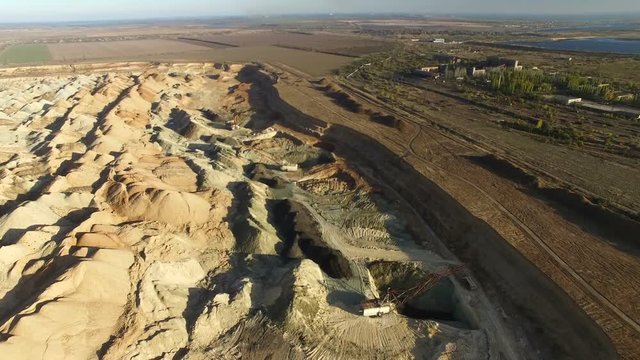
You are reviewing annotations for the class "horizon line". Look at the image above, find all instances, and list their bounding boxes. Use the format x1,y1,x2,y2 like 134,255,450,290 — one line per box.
0,12,639,26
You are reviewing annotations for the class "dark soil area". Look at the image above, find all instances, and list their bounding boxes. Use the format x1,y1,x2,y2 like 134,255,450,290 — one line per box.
268,199,352,279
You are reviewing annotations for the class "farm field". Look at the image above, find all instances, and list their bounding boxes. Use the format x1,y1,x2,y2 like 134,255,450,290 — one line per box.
7,38,355,76
187,30,391,56
47,39,211,62
0,44,51,64
198,45,354,76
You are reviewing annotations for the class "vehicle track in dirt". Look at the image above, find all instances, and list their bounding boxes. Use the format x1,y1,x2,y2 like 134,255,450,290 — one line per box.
339,76,640,219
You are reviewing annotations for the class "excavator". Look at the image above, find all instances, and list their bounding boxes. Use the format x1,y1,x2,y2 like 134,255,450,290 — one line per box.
360,264,466,317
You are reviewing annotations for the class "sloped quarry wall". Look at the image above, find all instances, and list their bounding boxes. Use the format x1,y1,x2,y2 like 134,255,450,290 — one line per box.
268,199,352,279
242,65,618,360
321,124,618,360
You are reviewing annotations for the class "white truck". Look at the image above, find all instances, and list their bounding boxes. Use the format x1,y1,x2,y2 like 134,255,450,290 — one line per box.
360,299,392,317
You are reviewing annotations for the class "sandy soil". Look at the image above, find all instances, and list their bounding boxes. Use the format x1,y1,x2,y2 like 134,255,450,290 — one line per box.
0,62,528,359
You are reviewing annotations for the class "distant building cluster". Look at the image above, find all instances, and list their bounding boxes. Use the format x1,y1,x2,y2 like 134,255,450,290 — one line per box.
409,38,460,45
410,50,639,117
469,56,523,77
413,55,523,80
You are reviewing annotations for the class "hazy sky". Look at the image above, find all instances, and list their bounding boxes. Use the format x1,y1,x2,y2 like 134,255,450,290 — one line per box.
0,0,639,22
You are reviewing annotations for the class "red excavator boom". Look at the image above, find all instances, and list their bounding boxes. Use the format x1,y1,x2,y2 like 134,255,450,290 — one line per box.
385,264,466,306
360,264,466,316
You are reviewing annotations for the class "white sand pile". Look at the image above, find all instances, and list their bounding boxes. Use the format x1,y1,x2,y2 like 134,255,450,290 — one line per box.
0,249,134,359
0,65,240,360
99,153,209,226
103,173,210,226
151,156,199,192
120,259,205,359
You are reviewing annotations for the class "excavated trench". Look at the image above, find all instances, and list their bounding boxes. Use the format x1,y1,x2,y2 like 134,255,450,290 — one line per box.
368,261,472,328
226,181,260,253
400,280,473,327
245,163,288,189
268,199,352,279
317,124,618,359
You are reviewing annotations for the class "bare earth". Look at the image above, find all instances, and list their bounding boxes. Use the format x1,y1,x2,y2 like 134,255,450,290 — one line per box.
0,54,635,359
0,62,535,359
47,39,212,61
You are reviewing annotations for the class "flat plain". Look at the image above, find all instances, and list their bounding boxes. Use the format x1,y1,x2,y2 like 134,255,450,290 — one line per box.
183,30,392,56
198,45,354,76
0,44,51,64
1,33,365,77
47,39,211,61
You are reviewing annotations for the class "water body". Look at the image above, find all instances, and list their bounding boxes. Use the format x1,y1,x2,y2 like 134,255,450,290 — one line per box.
510,38,640,55
539,22,640,33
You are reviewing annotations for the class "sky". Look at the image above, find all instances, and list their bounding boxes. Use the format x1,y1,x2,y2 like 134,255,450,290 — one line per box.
0,0,639,23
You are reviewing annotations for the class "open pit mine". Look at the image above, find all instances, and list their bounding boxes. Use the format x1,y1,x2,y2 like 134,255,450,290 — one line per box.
0,62,614,360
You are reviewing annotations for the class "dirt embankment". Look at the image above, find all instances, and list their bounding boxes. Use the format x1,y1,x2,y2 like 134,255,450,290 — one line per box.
470,154,640,250
177,37,239,48
315,78,405,130
273,44,360,58
240,66,618,360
